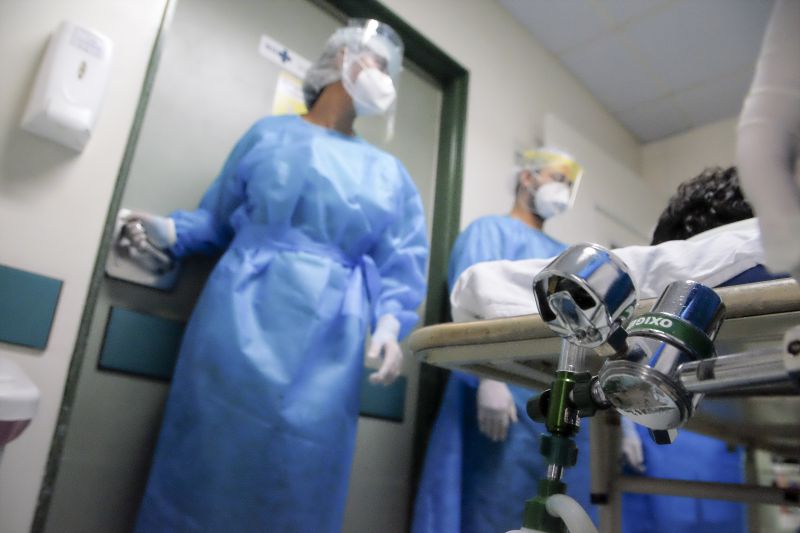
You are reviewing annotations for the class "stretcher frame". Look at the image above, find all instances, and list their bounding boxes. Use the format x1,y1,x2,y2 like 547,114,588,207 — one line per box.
409,278,800,531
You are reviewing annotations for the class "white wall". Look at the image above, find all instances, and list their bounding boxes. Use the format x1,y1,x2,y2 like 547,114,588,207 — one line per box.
641,116,739,199
545,115,665,248
380,0,642,228
0,1,167,532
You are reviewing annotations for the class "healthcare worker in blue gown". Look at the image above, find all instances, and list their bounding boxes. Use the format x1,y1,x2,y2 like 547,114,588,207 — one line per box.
620,166,762,533
130,19,429,532
412,148,597,533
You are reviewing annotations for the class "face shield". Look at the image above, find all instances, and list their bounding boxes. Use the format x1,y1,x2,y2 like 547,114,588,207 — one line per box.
302,19,404,140
515,147,583,219
339,20,403,139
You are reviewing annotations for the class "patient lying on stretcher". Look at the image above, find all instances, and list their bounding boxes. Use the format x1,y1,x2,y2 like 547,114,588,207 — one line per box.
450,166,788,533
451,166,777,323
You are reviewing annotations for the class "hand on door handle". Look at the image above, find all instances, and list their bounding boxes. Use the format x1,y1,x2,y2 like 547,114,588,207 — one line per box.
117,213,176,274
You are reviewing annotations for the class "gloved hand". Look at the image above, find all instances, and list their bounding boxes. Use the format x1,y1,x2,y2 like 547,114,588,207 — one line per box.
621,417,645,473
477,378,517,442
118,210,177,273
366,314,403,385
121,210,177,250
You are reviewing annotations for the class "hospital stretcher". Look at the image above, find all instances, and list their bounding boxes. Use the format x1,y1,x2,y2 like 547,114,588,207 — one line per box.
410,275,800,531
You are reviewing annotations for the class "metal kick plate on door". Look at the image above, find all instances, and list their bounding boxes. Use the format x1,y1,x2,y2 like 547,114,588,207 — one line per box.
105,208,181,290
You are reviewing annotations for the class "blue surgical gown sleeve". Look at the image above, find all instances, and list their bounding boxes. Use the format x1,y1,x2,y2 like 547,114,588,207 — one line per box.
447,217,566,292
446,219,514,386
169,122,265,258
447,218,512,291
368,160,429,339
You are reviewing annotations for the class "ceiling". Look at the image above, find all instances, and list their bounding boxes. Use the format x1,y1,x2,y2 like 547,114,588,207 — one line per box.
497,0,775,143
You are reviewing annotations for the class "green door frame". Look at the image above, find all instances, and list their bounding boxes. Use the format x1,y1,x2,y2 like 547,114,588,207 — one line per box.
33,0,467,530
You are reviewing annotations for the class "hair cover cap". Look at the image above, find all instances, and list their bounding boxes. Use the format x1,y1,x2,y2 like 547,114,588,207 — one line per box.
302,19,403,107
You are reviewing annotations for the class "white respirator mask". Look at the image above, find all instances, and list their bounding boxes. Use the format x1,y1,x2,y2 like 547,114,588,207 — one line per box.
532,181,571,219
342,55,397,116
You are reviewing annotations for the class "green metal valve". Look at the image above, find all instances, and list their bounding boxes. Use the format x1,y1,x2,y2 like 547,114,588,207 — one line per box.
546,371,580,436
529,371,607,424
540,434,578,468
572,372,610,418
521,369,584,532
526,389,550,423
523,479,568,533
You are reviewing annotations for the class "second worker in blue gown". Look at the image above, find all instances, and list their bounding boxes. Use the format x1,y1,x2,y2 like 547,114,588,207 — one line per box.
412,148,597,533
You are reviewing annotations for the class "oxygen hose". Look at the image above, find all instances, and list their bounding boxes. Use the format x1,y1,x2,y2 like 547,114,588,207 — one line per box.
545,494,598,533
506,493,598,533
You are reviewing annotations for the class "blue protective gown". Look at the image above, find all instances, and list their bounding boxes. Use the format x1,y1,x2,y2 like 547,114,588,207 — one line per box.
622,429,745,533
411,215,597,533
135,115,428,532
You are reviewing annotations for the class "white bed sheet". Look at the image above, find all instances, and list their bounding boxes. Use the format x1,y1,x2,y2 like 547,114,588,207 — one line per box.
450,219,765,322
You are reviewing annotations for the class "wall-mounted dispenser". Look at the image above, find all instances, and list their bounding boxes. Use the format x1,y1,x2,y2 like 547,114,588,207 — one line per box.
20,21,113,151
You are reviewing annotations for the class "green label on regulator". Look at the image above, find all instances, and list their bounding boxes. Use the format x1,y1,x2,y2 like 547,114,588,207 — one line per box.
628,312,714,359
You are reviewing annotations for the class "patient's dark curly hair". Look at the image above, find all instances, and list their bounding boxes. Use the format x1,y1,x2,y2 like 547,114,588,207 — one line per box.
651,166,754,245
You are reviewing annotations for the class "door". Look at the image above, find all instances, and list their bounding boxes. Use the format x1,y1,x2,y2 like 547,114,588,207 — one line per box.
39,0,442,531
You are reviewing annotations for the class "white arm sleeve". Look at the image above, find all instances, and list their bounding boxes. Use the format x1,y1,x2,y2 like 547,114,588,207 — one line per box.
736,0,800,279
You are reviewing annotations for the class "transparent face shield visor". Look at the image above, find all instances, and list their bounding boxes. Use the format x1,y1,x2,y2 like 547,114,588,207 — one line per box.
513,149,584,218
341,19,404,140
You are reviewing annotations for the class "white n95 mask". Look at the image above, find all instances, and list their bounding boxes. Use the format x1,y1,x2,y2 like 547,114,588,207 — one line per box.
343,66,397,116
533,181,571,219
